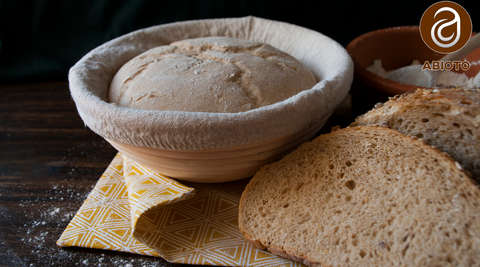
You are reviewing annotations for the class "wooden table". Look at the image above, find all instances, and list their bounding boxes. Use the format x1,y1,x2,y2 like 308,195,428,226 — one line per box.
0,81,352,267
0,81,198,267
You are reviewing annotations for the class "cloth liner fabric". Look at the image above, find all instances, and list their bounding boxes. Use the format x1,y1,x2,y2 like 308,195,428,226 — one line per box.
57,153,304,266
68,16,353,150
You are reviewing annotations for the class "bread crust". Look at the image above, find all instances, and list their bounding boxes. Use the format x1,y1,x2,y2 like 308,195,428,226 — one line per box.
240,230,330,267
239,126,480,267
352,88,480,182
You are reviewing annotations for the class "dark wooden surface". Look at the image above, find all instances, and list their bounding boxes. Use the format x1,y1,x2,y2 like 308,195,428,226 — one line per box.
0,81,353,267
0,81,195,267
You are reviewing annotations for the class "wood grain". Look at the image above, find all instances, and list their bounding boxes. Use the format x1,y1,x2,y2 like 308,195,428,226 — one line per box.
0,81,191,267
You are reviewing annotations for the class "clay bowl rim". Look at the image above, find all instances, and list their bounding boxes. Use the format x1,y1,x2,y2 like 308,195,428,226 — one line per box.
346,26,429,96
347,25,480,96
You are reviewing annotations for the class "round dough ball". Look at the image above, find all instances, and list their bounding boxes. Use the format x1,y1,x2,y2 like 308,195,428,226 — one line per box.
109,37,317,113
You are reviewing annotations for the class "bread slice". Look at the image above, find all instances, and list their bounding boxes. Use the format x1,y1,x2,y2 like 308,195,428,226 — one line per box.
238,126,480,267
351,88,480,183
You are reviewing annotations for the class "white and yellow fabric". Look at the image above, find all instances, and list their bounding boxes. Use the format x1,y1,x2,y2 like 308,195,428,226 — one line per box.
57,153,303,266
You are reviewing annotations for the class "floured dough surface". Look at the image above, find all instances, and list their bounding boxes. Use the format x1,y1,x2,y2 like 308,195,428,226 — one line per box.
109,36,317,113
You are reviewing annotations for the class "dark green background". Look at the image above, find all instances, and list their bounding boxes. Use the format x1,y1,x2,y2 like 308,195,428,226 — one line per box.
0,0,478,84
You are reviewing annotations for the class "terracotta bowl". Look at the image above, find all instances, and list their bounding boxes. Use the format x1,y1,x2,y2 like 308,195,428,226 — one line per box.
69,17,353,183
346,26,480,116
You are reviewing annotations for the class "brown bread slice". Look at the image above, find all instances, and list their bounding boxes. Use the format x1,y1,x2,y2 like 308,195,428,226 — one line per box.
239,126,480,267
351,88,480,183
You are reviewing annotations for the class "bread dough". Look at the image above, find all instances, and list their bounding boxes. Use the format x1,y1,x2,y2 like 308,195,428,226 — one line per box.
109,37,317,113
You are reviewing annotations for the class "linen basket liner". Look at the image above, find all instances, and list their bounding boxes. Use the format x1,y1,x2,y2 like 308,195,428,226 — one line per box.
68,16,353,150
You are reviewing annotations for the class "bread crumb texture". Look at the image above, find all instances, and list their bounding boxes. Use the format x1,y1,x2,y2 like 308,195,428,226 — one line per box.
352,88,480,183
239,126,480,267
108,37,317,113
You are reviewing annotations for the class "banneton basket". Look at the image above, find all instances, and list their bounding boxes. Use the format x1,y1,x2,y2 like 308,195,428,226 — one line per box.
69,16,353,183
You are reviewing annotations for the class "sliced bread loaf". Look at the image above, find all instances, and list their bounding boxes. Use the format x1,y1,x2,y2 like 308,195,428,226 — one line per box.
239,126,480,267
351,88,480,182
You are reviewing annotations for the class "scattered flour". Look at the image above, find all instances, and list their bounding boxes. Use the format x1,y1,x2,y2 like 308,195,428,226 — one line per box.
8,182,170,267
367,59,480,88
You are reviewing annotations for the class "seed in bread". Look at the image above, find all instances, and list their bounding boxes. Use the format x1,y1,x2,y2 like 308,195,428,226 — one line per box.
108,37,317,113
351,88,480,183
239,126,480,267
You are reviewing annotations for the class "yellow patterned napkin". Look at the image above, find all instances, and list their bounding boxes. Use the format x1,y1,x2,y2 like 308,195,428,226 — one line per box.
57,153,302,266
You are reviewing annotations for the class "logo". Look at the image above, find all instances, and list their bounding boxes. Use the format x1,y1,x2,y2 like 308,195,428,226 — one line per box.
420,1,472,54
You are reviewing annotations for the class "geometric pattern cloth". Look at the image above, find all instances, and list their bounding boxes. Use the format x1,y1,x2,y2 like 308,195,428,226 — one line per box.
57,153,303,266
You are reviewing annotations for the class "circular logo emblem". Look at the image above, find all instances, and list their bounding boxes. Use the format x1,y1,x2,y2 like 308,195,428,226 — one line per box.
420,1,472,54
